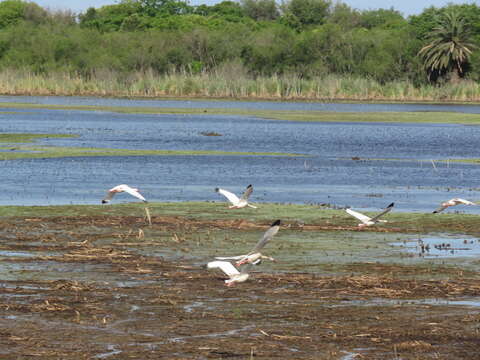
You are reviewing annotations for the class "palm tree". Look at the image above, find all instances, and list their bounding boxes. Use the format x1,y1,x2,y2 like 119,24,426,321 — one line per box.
418,10,476,82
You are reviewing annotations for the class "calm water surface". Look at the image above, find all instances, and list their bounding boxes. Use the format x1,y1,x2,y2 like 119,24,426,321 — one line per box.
2,95,480,113
1,97,479,211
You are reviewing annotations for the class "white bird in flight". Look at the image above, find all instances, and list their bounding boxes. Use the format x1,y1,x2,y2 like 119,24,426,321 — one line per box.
207,260,253,286
215,220,281,265
102,184,147,204
433,198,476,213
215,184,257,209
346,203,394,228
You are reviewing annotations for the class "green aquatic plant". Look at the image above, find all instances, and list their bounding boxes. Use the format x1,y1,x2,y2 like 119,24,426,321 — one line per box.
0,102,479,125
0,144,301,160
0,202,478,236
0,133,77,143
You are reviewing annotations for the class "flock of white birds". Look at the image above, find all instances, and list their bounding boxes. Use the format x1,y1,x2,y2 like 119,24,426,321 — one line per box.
102,183,477,286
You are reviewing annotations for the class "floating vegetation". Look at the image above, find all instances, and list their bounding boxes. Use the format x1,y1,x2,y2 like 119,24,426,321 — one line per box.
0,133,77,143
200,131,222,136
0,102,479,125
0,144,300,161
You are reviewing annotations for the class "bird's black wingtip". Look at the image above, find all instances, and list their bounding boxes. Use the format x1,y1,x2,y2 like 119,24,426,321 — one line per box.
271,219,281,227
247,184,253,188
143,200,148,203
214,187,219,193
432,210,438,214
101,200,108,204
387,202,395,208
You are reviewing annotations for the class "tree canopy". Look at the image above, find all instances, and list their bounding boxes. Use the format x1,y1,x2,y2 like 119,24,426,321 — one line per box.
0,0,478,84
418,9,476,82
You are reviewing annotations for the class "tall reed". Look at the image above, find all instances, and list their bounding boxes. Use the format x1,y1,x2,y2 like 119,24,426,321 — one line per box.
0,68,479,102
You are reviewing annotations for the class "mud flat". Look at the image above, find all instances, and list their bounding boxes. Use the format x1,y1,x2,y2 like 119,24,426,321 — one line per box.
1,204,480,358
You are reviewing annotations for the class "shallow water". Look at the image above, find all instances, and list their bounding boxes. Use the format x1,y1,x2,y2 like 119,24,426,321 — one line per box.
392,235,480,259
3,95,480,113
137,229,480,274
337,297,480,308
1,97,480,211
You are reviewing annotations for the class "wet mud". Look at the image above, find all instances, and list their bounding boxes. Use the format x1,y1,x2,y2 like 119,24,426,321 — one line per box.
1,215,480,359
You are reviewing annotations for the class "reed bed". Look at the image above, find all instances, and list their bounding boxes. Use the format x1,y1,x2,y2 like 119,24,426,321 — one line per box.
0,68,479,102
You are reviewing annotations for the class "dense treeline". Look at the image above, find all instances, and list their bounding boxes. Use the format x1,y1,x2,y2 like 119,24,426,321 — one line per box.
0,0,479,100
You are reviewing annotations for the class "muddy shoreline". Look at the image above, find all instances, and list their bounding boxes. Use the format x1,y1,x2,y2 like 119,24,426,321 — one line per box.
1,214,480,359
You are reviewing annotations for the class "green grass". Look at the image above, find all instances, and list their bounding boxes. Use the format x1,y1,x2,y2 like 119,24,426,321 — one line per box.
0,132,300,160
442,158,480,164
340,157,480,166
2,70,480,102
0,144,300,160
1,102,479,125
2,202,479,276
0,133,77,143
1,202,479,236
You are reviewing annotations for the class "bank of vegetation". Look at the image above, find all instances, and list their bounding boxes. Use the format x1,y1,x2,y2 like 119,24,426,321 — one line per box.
0,0,479,101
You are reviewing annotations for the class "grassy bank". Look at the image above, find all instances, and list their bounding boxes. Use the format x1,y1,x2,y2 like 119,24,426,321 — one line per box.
1,202,479,235
0,133,300,160
1,70,480,102
0,145,300,160
1,102,480,125
0,133,77,143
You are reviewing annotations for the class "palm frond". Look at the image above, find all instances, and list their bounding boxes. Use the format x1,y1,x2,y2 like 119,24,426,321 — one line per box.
417,10,476,79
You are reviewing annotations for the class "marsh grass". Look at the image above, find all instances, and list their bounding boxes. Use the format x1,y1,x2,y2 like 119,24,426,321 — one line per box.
1,202,479,236
1,69,480,102
0,144,300,160
1,102,479,125
0,133,77,143
0,133,300,160
341,157,480,165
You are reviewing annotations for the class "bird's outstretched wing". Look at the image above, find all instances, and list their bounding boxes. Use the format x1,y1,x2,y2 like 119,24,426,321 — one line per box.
433,205,447,214
241,184,253,201
207,261,240,277
346,208,372,223
215,188,240,205
123,186,147,202
370,202,394,222
251,220,281,253
455,198,476,205
102,191,116,203
215,255,247,260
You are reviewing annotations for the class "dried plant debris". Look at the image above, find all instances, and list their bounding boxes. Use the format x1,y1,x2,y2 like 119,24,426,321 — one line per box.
0,214,479,358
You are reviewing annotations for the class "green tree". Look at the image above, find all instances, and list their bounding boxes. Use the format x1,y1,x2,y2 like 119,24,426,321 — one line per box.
23,2,49,24
140,0,192,16
240,25,297,75
410,4,480,39
418,10,476,82
281,0,331,30
358,8,405,29
0,0,26,28
327,2,359,30
241,0,279,21
79,2,142,31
